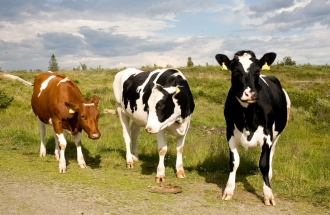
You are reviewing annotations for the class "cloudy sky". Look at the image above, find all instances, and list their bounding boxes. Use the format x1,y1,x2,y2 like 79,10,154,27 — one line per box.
0,0,329,71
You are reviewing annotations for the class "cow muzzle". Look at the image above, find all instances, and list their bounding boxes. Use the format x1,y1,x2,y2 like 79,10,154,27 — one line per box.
89,132,101,139
241,90,258,103
145,125,159,134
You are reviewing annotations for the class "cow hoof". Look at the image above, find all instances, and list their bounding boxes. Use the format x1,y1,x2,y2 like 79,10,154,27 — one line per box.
176,171,186,178
155,176,166,183
59,168,67,173
132,155,139,162
222,194,233,201
78,163,87,169
264,198,276,206
126,163,134,168
40,153,46,157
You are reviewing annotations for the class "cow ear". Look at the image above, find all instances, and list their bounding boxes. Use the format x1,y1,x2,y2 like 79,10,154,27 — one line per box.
260,52,277,66
90,95,99,106
65,102,79,113
215,54,230,70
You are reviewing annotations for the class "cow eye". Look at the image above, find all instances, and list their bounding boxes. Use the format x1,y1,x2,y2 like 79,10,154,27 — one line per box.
232,70,241,76
156,102,165,110
81,115,85,119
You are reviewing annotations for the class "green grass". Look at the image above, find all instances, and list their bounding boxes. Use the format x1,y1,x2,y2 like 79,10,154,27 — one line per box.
0,65,330,209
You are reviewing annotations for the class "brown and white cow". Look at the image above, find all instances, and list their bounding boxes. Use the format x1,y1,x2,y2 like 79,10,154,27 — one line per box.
31,72,101,173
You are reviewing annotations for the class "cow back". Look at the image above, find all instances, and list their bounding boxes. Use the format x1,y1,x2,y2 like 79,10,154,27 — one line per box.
114,68,194,127
31,72,83,124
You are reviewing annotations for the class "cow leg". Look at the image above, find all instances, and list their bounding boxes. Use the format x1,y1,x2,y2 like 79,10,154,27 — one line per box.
222,137,240,201
53,132,60,160
117,107,134,168
53,122,67,173
155,130,167,183
175,135,186,178
74,132,87,168
37,117,47,157
130,122,140,162
261,135,280,206
260,137,275,206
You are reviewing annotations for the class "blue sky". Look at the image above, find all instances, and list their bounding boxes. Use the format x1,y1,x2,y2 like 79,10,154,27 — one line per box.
0,0,329,71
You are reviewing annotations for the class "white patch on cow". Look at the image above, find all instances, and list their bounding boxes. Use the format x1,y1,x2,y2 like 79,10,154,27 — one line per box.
272,123,279,139
56,133,67,147
48,118,52,124
83,103,94,106
260,75,269,86
57,77,70,86
234,125,265,150
283,89,291,109
236,97,249,108
234,122,279,151
170,70,181,77
238,53,253,73
263,182,274,201
37,117,46,157
163,86,177,94
55,133,67,172
136,85,143,93
38,75,56,97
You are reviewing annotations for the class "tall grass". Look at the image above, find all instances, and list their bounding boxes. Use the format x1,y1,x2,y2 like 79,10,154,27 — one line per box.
0,65,329,209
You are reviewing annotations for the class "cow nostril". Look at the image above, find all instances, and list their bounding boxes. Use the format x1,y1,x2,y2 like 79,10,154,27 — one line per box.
91,133,100,139
145,126,152,133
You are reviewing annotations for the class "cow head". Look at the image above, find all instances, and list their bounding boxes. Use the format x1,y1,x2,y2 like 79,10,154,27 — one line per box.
215,50,276,104
65,95,101,139
145,84,182,134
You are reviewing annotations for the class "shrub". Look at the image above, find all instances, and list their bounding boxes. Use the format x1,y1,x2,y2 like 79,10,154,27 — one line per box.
0,91,14,109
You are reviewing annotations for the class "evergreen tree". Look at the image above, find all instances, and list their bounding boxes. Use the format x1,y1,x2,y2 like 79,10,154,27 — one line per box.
48,54,59,71
187,57,194,67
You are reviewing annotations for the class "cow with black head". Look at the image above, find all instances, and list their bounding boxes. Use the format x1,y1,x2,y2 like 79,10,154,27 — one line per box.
113,68,195,182
215,51,290,205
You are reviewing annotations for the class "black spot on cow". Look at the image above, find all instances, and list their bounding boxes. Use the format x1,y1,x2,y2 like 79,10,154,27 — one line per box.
122,72,151,113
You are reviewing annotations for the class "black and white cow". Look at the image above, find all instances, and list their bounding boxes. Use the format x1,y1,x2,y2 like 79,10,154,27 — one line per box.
113,68,195,182
215,51,290,205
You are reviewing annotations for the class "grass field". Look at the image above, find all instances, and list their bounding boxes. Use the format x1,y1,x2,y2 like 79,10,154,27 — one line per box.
0,65,329,212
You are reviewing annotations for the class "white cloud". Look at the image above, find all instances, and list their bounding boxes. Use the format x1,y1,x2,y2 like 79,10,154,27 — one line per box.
0,0,329,70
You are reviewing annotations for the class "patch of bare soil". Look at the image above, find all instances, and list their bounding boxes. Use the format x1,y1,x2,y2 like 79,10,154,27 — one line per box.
150,183,182,194
1,172,328,215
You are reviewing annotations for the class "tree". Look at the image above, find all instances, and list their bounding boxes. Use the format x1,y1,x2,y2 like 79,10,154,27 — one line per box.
187,57,194,67
278,56,296,66
48,54,59,71
80,63,87,71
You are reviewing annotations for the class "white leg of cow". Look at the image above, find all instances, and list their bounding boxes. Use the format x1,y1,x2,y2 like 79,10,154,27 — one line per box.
117,107,134,168
155,130,167,183
37,117,47,157
53,132,60,161
175,135,186,178
130,122,140,162
55,133,67,173
223,137,240,201
74,132,87,168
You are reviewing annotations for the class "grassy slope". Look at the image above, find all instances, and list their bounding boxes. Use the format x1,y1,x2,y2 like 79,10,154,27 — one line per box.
0,65,329,210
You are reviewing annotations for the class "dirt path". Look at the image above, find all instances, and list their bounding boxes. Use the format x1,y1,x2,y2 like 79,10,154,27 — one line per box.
1,173,327,215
